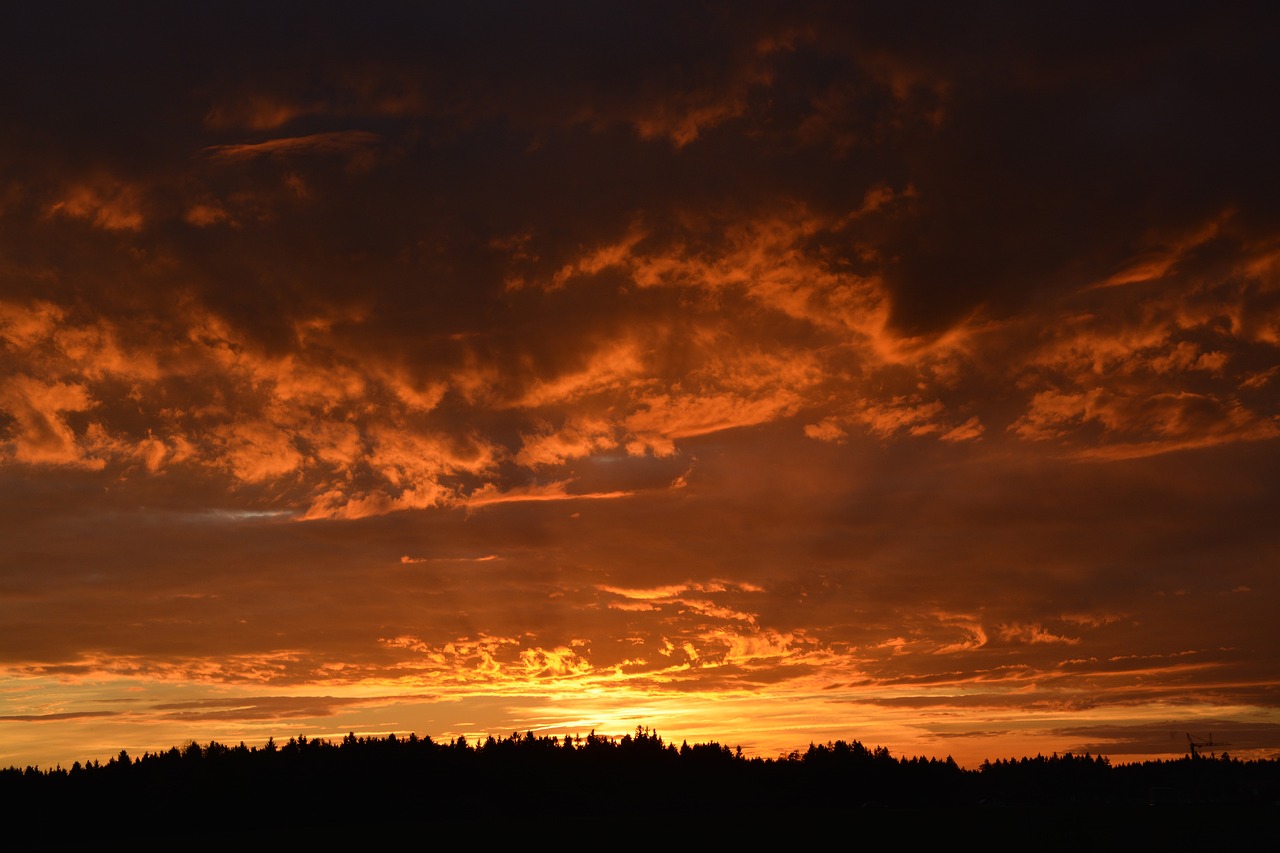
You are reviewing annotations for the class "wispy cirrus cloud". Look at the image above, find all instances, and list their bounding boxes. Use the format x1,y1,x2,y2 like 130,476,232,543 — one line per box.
465,481,632,508
201,130,383,162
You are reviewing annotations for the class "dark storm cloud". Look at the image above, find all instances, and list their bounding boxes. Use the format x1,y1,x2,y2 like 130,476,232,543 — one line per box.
812,2,1280,333
0,711,118,723
9,3,1274,336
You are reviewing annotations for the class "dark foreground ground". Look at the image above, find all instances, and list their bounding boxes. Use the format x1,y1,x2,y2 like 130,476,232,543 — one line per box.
14,806,1276,851
6,733,1277,849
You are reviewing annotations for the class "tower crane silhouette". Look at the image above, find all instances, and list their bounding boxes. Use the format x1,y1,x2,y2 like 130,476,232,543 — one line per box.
1186,732,1229,759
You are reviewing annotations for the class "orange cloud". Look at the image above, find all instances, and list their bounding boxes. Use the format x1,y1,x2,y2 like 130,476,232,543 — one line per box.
2,297,511,517
598,583,701,600
625,389,802,456
927,613,989,656
1096,213,1231,288
47,178,146,231
377,368,447,413
203,131,382,161
8,651,314,685
52,320,163,383
183,202,233,227
997,623,1081,646
214,420,305,482
623,88,754,147
852,397,947,439
504,202,993,463
203,70,426,131
205,93,311,130
516,418,618,467
572,35,782,147
365,425,497,488
0,376,100,467
803,418,847,443
304,483,453,521
940,416,984,442
1012,388,1280,458
596,580,757,601
516,338,646,407
0,300,64,349
530,204,902,349
1008,237,1280,459
465,481,632,508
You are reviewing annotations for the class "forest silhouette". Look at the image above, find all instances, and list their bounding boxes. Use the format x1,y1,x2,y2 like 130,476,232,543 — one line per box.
5,727,1278,844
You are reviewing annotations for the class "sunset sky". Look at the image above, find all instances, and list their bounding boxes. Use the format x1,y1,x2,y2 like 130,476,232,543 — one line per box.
3,2,1279,770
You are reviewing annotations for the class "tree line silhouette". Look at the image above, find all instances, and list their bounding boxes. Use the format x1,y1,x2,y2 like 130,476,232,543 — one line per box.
4,728,1277,841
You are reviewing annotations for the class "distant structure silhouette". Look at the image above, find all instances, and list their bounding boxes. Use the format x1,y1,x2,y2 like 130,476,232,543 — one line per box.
1187,733,1229,760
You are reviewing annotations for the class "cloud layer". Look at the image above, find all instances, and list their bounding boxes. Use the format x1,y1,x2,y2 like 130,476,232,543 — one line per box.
2,3,1279,768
